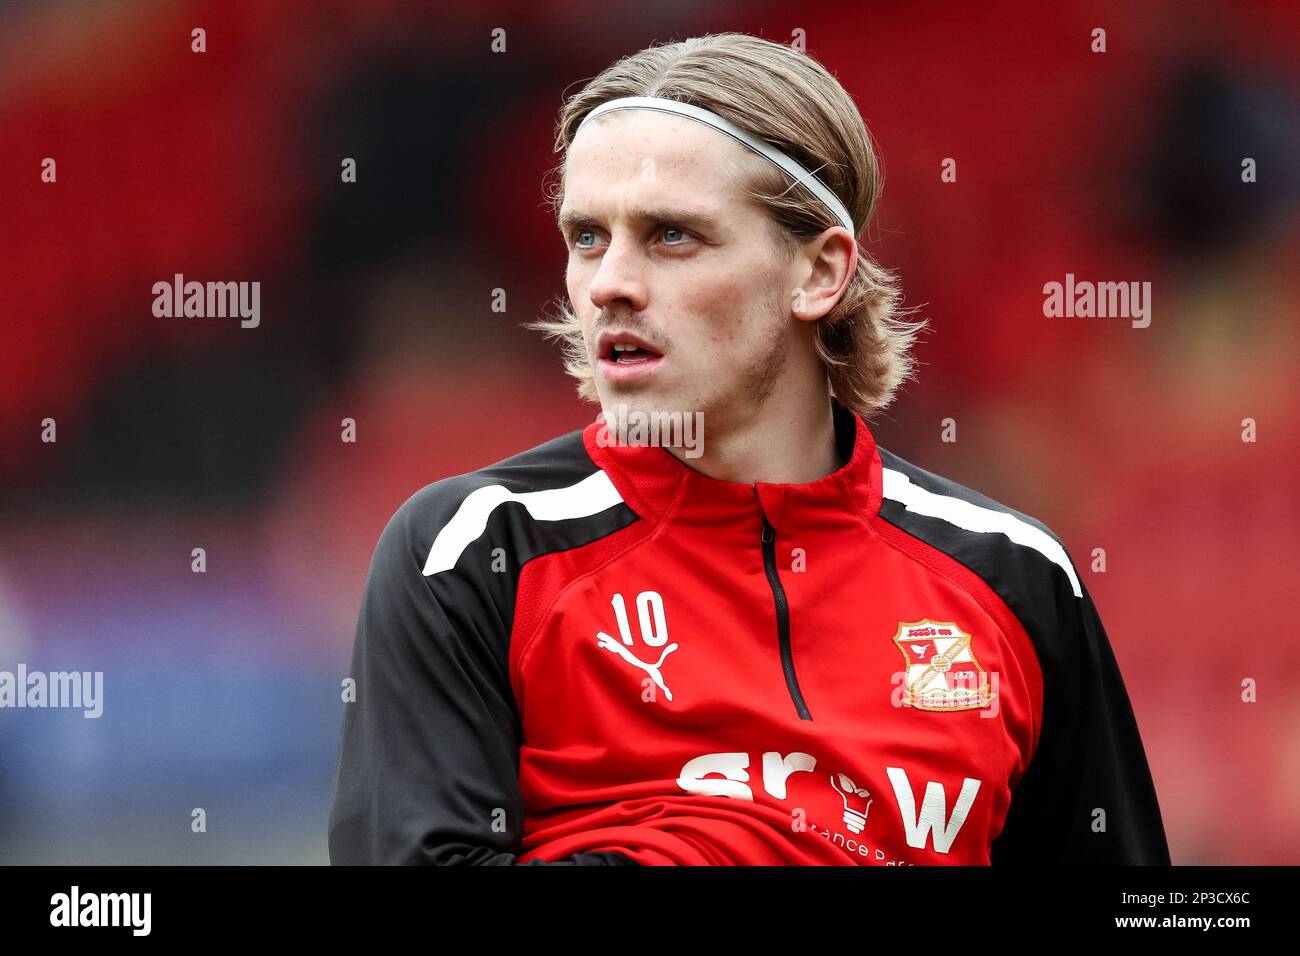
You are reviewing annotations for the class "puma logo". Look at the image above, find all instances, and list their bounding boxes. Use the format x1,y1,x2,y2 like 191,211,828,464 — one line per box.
595,631,679,701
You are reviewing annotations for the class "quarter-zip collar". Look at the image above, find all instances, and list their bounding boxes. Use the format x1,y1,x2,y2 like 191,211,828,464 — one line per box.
582,398,883,533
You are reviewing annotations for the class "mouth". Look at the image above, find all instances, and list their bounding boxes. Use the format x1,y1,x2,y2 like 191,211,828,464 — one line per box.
606,343,660,364
598,332,663,364
595,330,666,384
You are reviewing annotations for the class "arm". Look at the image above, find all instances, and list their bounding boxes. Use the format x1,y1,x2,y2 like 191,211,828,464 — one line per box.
991,572,1171,865
327,494,637,866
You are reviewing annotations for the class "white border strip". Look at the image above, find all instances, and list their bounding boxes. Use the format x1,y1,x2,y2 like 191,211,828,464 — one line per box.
882,468,1082,598
422,470,625,576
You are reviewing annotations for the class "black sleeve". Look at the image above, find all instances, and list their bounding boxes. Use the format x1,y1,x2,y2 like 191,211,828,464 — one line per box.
327,494,637,866
991,571,1171,865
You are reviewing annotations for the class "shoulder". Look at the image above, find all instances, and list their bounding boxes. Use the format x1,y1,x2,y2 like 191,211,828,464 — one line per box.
376,425,637,581
875,445,1083,611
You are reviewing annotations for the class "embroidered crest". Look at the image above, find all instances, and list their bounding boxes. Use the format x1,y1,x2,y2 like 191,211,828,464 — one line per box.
892,620,995,712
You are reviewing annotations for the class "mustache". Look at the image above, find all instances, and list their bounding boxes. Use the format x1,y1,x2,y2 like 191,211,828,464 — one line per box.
592,314,669,351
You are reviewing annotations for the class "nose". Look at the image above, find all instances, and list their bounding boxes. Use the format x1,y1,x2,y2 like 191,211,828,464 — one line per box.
586,232,648,314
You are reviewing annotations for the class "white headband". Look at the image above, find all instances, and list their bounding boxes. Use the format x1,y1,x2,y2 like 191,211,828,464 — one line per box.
576,95,856,235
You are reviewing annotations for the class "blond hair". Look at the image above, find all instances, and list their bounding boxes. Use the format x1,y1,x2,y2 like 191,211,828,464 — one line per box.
529,32,926,419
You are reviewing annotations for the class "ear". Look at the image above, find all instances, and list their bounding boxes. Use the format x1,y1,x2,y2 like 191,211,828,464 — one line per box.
790,226,858,323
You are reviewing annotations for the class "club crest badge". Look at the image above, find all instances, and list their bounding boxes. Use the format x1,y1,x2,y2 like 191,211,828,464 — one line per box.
892,620,996,712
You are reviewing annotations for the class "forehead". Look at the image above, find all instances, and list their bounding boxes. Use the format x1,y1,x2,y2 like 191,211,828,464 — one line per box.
561,109,766,215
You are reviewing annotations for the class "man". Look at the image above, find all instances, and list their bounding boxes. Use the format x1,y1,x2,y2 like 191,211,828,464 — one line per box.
327,33,1170,865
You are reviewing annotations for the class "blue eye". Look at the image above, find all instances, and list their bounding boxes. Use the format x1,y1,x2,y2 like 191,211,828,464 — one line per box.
569,226,690,249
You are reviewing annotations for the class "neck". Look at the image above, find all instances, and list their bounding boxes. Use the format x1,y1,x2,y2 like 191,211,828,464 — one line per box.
665,388,842,485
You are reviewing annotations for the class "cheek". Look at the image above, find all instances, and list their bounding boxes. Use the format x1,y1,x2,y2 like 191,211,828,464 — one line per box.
566,266,594,325
565,260,581,305
676,265,779,349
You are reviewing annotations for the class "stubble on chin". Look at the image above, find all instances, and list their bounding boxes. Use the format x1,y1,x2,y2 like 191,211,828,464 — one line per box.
602,282,791,430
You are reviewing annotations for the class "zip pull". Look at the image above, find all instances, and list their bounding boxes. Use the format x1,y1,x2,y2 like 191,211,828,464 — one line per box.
756,486,775,543
756,499,811,721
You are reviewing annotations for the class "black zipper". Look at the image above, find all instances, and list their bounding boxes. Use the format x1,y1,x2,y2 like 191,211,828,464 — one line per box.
759,506,813,721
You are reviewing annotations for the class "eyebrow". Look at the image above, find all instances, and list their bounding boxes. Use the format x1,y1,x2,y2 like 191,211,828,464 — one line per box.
557,207,723,235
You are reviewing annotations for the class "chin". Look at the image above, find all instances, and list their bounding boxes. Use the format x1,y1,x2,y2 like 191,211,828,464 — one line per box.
598,395,646,422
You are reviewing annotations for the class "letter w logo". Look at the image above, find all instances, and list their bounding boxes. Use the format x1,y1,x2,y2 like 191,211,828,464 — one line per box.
885,767,981,854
